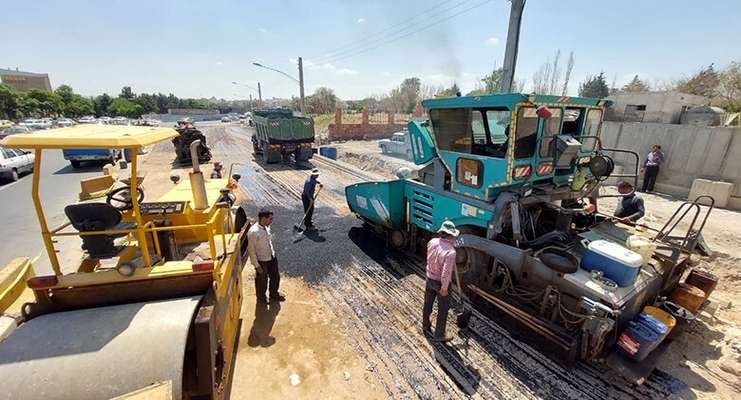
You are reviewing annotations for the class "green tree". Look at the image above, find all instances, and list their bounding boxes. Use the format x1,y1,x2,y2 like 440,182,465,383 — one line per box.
65,96,95,117
578,73,610,98
134,93,157,114
54,85,75,105
24,89,63,117
94,93,112,117
306,87,338,114
622,75,651,93
0,84,22,120
120,86,135,100
107,98,144,118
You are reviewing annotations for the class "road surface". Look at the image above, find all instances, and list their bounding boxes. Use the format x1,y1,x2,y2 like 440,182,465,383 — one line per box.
0,150,103,274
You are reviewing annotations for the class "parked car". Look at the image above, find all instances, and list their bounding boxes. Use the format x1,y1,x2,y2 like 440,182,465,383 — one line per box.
39,118,53,129
19,119,50,130
77,116,98,124
98,116,113,124
63,148,121,168
0,147,34,181
0,126,31,139
55,118,76,127
378,130,413,160
221,117,231,123
111,117,128,125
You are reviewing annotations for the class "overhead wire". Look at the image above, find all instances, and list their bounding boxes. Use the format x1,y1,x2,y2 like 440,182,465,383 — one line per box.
312,0,492,65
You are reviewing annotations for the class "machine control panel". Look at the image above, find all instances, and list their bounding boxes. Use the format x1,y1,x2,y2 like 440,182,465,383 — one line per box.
140,201,187,216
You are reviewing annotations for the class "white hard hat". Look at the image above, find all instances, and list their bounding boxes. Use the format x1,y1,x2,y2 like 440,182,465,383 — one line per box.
437,220,460,237
311,168,320,176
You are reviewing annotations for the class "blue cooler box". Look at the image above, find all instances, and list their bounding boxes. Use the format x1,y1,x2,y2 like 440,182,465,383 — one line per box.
580,240,643,287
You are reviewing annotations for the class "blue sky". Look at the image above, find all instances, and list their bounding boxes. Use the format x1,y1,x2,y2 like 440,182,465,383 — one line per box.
2,0,740,100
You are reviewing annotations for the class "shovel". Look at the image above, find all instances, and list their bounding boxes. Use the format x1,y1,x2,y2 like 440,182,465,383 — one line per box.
453,263,473,331
293,186,322,233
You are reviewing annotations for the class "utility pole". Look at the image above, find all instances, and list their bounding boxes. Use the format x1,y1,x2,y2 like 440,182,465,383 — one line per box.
249,94,253,110
257,82,263,107
500,0,525,93
298,57,306,115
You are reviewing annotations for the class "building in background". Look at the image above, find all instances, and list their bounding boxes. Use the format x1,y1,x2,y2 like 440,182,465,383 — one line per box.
0,68,52,91
605,91,708,124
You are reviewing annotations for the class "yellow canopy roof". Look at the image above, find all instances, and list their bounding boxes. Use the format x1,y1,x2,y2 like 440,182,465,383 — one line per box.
0,125,178,149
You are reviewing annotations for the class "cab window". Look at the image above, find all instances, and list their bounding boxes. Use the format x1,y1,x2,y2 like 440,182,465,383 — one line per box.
515,107,538,159
581,109,602,151
539,108,562,157
429,108,471,153
562,108,583,136
471,111,486,145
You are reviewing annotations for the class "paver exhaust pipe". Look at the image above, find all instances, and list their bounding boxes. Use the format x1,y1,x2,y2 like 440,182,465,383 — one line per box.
189,140,209,209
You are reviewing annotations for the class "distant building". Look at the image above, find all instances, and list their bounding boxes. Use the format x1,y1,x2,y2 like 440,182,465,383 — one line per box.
167,108,219,115
0,68,52,91
605,91,708,124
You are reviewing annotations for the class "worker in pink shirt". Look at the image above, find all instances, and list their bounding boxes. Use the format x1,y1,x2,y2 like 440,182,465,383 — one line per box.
422,220,459,342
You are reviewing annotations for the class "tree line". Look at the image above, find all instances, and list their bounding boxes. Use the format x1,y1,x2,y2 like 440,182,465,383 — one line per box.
0,84,259,120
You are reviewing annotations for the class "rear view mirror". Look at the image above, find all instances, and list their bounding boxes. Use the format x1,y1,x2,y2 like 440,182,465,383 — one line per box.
536,106,552,119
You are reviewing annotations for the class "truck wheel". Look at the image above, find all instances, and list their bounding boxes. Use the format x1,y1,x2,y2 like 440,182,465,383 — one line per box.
10,168,19,181
455,226,490,292
380,146,387,154
70,160,81,169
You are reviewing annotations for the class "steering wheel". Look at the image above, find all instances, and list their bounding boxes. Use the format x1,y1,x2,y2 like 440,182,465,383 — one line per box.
106,186,145,211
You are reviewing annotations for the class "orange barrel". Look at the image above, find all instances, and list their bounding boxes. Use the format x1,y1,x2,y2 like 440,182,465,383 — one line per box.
642,306,676,335
685,269,718,302
669,283,706,313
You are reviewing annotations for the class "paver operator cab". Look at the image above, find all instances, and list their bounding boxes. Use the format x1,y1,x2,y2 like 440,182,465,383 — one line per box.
346,93,714,377
0,125,251,400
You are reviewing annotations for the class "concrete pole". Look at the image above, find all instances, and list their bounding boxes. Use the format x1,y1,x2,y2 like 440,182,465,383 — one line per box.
500,0,525,93
249,94,253,110
257,82,263,107
298,57,306,115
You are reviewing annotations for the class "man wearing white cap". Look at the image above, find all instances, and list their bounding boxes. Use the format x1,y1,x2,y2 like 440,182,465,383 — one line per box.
301,168,323,230
422,220,459,342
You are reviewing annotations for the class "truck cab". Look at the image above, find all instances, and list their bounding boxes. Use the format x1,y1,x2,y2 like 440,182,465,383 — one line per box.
379,130,413,160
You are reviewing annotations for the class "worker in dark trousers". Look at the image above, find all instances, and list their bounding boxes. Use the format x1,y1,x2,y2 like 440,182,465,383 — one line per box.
247,209,285,304
641,144,664,192
422,220,459,342
301,169,323,230
210,161,223,179
614,181,645,222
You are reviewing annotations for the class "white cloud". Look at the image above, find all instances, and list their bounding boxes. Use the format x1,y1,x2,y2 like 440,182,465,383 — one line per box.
337,68,359,75
485,36,500,46
258,27,268,33
357,18,366,23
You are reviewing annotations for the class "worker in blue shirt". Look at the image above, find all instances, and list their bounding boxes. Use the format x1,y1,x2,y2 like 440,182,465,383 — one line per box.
614,181,645,222
302,168,323,230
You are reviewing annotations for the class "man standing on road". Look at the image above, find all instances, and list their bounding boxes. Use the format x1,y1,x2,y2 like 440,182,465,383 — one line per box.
211,161,223,179
247,208,285,304
301,169,323,230
614,181,645,222
641,144,664,192
422,220,459,342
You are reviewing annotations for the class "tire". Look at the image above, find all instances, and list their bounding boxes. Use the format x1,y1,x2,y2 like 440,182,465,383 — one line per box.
10,169,19,182
380,146,387,154
70,160,81,169
454,226,490,292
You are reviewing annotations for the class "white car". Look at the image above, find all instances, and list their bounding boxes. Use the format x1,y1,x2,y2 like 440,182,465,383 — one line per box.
111,117,128,125
98,116,113,124
0,147,34,182
0,126,31,139
77,116,98,124
55,118,76,127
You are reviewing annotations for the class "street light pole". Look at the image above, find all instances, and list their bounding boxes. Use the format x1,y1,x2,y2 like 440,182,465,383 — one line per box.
298,57,306,115
252,60,305,114
257,82,262,106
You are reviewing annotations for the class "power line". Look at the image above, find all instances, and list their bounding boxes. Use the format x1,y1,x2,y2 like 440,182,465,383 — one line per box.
311,0,479,64
320,0,492,65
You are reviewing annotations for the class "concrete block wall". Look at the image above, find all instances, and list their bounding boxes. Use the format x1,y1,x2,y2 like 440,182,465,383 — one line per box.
601,121,741,209
328,108,406,141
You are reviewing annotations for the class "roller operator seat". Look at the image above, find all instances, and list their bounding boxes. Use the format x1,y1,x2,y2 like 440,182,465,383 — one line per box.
64,203,137,259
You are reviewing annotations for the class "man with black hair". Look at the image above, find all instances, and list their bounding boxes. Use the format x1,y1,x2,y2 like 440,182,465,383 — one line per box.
641,144,664,192
614,181,645,222
247,208,285,304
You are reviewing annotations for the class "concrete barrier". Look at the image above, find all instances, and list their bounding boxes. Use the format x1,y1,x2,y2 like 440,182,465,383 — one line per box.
601,121,741,210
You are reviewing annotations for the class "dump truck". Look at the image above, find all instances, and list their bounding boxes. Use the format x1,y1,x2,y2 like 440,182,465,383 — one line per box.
251,108,314,163
346,93,713,380
0,124,251,399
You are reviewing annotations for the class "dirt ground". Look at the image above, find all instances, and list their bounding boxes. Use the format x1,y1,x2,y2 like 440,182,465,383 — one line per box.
332,140,741,399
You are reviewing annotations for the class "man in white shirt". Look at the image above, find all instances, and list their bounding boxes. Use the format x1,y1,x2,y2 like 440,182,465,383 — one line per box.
247,209,285,304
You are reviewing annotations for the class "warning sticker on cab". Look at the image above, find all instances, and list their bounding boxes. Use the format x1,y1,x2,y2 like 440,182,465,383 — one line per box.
461,203,477,217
